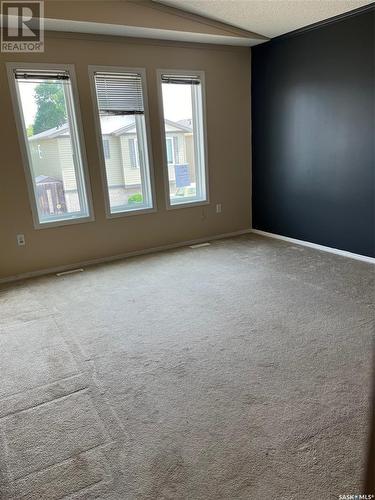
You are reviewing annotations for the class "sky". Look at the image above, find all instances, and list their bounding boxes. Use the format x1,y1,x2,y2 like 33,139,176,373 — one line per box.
161,83,192,122
18,81,192,128
18,82,37,127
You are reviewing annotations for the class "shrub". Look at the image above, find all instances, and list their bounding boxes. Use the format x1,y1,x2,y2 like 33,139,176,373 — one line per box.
128,193,143,204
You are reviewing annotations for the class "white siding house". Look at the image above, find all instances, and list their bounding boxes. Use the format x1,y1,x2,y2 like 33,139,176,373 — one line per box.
28,117,194,196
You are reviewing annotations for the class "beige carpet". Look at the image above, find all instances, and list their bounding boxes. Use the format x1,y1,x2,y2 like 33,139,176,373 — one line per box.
0,234,373,499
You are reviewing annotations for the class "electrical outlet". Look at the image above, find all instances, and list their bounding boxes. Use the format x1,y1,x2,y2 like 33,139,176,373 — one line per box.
17,234,25,247
216,203,222,214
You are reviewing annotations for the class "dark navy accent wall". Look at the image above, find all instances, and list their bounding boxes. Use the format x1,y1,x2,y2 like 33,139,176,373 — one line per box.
252,9,374,258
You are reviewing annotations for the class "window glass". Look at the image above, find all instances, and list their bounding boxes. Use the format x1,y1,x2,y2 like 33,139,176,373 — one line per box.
160,73,207,206
103,139,110,160
12,68,91,225
92,71,153,214
129,138,140,169
166,137,174,164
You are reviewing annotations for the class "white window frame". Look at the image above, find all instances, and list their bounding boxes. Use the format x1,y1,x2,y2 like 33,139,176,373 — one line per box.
156,69,209,210
88,65,156,219
6,62,94,229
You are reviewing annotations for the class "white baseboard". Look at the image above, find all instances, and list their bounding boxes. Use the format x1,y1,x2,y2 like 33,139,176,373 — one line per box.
0,228,252,285
251,229,375,264
3,227,372,285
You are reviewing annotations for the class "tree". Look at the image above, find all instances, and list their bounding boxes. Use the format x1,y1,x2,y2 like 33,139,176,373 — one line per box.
32,83,66,135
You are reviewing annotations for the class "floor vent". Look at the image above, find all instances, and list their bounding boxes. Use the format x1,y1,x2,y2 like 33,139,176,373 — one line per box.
56,268,84,277
189,242,211,249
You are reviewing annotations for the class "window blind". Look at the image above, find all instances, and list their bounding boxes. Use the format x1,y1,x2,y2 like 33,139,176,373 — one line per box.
161,74,200,85
14,69,70,81
94,72,144,115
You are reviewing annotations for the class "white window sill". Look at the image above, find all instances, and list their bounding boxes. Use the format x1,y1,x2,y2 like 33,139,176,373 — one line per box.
35,214,94,230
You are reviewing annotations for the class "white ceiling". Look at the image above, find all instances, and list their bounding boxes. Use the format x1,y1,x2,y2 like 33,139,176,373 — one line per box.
154,0,373,38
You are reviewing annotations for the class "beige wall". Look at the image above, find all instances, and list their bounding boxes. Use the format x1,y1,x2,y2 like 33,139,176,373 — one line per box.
0,32,251,280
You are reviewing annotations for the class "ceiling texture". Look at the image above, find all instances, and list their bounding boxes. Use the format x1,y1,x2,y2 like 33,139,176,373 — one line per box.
19,0,373,47
154,0,374,38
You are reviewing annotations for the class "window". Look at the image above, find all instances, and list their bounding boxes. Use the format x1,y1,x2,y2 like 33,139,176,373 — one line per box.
90,68,154,215
129,138,140,169
158,71,208,207
166,137,175,164
102,139,111,160
8,65,93,227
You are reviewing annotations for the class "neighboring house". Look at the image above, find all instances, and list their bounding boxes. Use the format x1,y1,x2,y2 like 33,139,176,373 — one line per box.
28,116,195,206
